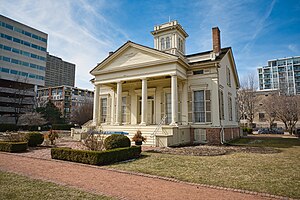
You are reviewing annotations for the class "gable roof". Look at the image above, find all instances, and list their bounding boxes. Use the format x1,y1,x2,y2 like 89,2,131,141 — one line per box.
90,41,179,74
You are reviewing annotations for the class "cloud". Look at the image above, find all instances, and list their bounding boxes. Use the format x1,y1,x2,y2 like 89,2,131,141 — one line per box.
0,0,128,90
288,44,299,53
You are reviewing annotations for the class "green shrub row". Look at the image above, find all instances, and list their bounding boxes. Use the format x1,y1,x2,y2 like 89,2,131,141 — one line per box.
0,142,28,152
51,146,141,165
0,124,18,132
51,124,74,130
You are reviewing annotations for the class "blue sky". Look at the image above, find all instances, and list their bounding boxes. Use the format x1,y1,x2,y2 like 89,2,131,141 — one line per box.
1,0,299,90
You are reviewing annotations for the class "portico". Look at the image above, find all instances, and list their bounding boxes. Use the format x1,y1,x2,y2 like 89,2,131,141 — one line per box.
92,72,186,127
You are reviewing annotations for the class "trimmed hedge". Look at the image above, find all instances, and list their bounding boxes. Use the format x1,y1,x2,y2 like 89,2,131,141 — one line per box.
52,124,74,130
51,146,141,165
25,132,44,147
104,134,131,150
0,124,18,132
0,142,28,152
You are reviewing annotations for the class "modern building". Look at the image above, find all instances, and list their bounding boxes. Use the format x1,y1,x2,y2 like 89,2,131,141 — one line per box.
37,85,94,121
45,53,75,87
87,20,240,146
0,15,47,124
257,56,300,95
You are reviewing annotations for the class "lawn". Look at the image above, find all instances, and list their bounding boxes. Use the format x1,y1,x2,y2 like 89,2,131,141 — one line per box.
0,171,115,200
109,137,300,199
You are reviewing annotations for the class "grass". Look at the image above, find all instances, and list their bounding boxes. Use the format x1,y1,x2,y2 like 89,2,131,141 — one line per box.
109,138,300,199
228,137,300,148
0,171,114,200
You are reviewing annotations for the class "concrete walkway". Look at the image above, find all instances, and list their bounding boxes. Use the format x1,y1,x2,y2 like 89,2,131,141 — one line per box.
0,152,281,200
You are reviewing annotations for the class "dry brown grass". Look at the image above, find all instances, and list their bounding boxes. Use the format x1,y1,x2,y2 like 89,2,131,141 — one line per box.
109,139,300,198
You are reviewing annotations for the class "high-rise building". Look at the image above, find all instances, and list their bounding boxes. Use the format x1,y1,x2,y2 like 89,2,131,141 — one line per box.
37,85,94,121
45,53,75,87
257,56,300,95
0,15,47,124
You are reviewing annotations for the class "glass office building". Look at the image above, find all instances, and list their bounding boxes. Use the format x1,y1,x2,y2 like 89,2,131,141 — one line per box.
0,15,48,123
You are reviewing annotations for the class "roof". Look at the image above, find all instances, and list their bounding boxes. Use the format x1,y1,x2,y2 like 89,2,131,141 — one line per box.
186,47,231,65
90,40,179,74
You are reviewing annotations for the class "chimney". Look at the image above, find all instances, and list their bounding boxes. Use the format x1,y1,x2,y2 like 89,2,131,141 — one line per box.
212,27,221,55
109,51,114,56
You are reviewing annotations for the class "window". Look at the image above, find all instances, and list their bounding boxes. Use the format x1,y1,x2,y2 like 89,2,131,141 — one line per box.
219,90,224,120
161,38,165,50
193,90,211,123
165,93,172,124
1,68,9,73
101,98,107,123
259,113,265,122
226,66,231,87
10,70,18,75
193,70,204,75
228,96,232,121
121,97,126,123
166,37,170,49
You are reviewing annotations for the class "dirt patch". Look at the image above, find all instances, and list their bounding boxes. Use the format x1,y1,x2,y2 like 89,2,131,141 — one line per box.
150,145,281,156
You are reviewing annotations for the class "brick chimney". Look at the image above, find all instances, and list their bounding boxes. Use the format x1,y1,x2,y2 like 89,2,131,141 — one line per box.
212,27,221,55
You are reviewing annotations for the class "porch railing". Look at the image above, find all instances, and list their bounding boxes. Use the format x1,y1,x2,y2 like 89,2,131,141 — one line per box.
151,114,167,146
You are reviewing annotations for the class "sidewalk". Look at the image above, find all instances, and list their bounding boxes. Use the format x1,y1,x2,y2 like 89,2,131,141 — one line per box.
0,153,277,200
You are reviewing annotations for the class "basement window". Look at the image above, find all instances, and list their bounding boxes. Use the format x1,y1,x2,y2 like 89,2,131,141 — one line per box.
193,70,204,75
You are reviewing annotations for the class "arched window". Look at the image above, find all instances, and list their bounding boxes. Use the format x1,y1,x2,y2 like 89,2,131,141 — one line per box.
161,38,165,50
166,37,170,49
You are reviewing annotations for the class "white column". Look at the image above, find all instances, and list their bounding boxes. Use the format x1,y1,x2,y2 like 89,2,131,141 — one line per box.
182,80,188,125
170,75,178,125
140,78,147,125
93,84,100,125
115,81,122,125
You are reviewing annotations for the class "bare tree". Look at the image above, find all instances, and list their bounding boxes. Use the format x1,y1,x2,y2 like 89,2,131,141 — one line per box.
261,95,277,129
71,99,93,126
18,112,47,126
238,73,258,128
274,95,300,134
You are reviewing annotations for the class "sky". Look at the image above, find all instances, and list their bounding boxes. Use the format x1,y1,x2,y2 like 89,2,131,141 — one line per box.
1,0,300,90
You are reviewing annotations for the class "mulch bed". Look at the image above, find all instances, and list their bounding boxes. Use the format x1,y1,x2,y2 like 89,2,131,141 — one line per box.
149,145,281,156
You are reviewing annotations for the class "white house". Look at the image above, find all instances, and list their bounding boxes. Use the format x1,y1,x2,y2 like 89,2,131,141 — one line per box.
88,21,240,146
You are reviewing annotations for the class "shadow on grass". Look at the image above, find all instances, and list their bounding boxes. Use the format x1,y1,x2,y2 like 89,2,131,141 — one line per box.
228,137,300,148
112,154,150,165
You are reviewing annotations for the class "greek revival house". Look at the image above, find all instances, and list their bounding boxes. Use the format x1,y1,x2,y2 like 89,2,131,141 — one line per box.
88,21,240,146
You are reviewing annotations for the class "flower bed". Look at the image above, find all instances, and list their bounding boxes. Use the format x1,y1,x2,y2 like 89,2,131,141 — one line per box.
51,146,141,165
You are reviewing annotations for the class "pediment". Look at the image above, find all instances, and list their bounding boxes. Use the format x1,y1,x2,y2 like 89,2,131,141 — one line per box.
91,42,178,74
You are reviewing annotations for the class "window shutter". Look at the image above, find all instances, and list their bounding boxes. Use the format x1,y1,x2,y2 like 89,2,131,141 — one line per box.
188,91,192,123
178,91,182,124
206,90,211,122
106,96,111,123
161,91,165,124
126,96,131,124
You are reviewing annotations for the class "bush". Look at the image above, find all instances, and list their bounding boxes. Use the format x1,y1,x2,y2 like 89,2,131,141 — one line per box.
0,142,28,152
0,124,18,132
51,146,141,165
25,132,44,147
104,134,131,150
52,124,74,130
242,127,253,134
